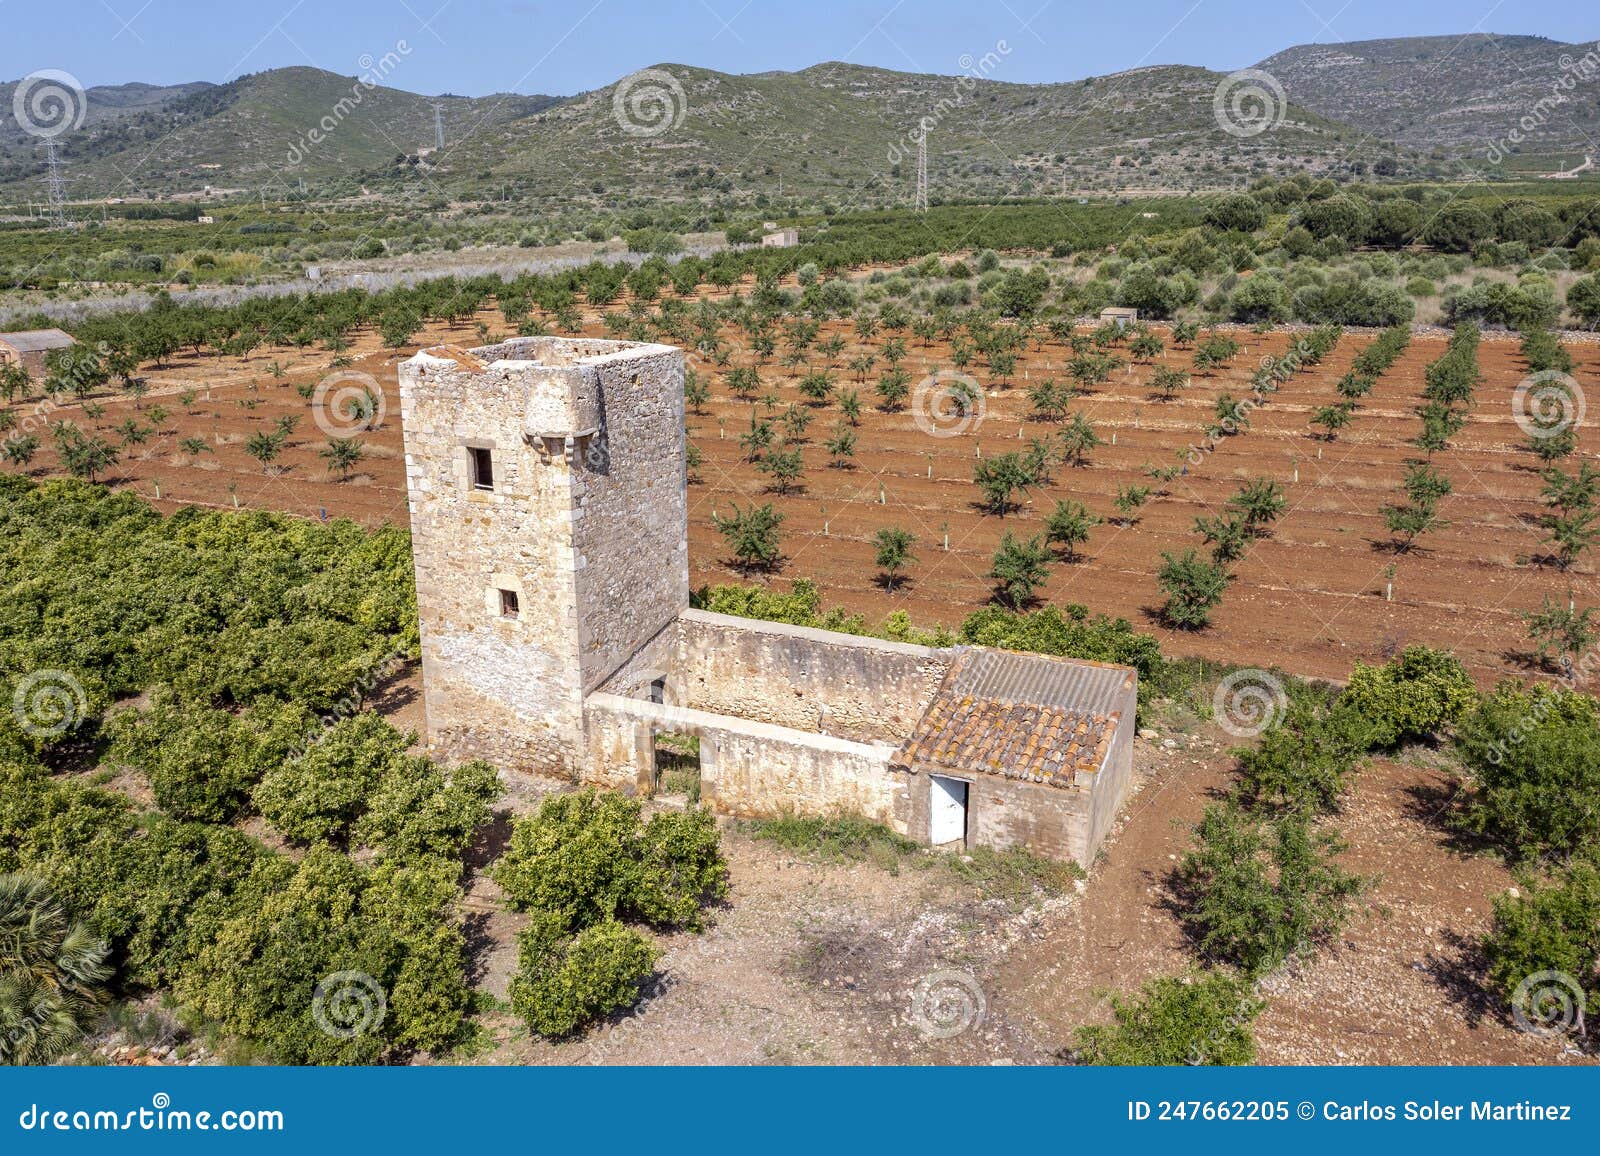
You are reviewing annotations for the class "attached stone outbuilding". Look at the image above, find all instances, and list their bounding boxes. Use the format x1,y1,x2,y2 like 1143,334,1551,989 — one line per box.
397,336,1138,866
0,329,75,377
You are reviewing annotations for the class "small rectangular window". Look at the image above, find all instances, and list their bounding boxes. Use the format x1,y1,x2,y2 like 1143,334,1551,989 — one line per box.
468,446,494,491
498,589,520,620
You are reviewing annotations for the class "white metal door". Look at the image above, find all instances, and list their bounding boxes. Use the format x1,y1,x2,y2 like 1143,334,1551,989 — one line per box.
929,776,968,846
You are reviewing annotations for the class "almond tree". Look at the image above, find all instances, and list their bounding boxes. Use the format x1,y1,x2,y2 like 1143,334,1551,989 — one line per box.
1522,594,1597,673
973,452,1036,516
712,502,784,574
1045,499,1100,561
320,437,365,482
756,445,804,495
1057,412,1102,467
1158,549,1231,628
1226,478,1287,536
1310,403,1354,441
989,532,1052,609
874,527,917,589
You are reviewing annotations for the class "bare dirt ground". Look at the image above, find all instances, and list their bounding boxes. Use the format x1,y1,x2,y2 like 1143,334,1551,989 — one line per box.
444,715,1591,1067
9,304,1596,688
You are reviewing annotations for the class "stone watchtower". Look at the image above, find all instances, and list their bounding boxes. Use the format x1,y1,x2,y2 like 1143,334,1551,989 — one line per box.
397,337,688,778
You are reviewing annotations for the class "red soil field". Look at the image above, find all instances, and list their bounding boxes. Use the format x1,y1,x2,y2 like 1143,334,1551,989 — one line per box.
10,303,1598,687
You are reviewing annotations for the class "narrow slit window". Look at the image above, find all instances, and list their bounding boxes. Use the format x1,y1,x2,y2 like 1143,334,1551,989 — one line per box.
498,589,520,620
468,446,494,491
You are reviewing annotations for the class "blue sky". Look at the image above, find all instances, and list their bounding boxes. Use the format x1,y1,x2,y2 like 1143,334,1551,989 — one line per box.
2,0,1594,97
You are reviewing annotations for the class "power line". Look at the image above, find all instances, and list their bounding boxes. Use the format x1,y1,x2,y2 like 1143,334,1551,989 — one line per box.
914,127,928,214
43,139,71,230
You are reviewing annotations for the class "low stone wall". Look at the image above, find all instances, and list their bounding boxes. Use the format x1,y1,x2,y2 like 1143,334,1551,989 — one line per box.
598,610,950,745
584,692,909,830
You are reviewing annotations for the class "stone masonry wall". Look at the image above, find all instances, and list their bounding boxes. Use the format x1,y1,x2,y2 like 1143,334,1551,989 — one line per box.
599,610,949,744
585,692,909,830
398,338,685,779
567,346,688,693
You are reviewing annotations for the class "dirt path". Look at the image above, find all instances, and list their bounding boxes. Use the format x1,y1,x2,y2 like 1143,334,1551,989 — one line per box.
445,725,1592,1066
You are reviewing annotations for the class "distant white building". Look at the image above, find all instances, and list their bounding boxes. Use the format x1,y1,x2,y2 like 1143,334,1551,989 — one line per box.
1099,306,1138,329
760,228,799,248
197,215,215,224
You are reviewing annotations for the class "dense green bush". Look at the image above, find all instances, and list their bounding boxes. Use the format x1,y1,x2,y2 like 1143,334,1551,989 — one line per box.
253,713,411,844
1569,273,1600,326
107,692,314,823
1482,862,1600,1035
0,469,495,1066
0,479,417,729
1173,804,1364,975
493,790,728,933
1071,971,1260,1065
53,819,264,991
179,847,472,1064
492,789,727,1038
1453,683,1600,862
1229,275,1291,323
354,758,499,860
1292,278,1414,326
959,603,1165,685
1234,694,1374,813
1203,194,1267,234
508,912,659,1038
1442,275,1560,331
1338,647,1476,748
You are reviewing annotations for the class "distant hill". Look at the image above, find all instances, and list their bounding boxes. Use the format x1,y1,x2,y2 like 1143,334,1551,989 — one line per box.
7,33,1595,205
425,60,1400,206
0,68,559,197
1256,34,1600,171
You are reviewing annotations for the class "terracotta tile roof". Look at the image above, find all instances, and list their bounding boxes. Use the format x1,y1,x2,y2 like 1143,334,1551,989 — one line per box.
892,648,1130,788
